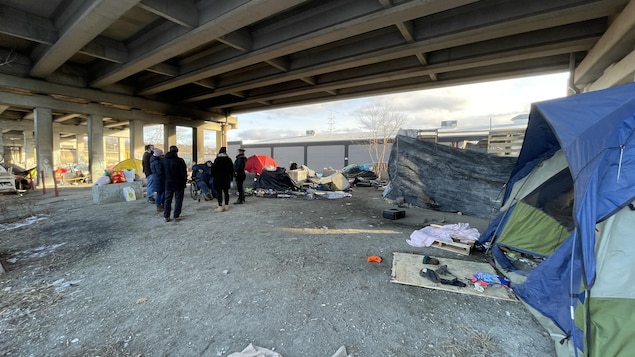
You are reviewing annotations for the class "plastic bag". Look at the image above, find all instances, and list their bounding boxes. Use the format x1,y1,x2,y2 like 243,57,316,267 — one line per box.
123,186,136,201
111,170,126,183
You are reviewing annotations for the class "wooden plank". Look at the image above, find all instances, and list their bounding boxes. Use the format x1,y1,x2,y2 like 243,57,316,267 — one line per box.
431,240,471,255
390,252,517,301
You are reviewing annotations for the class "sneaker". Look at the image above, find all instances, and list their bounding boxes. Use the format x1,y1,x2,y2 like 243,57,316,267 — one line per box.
234,200,244,204
215,206,224,212
164,217,171,222
175,216,183,221
156,205,164,213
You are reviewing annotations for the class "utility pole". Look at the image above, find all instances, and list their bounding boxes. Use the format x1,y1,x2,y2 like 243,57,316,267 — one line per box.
328,111,335,133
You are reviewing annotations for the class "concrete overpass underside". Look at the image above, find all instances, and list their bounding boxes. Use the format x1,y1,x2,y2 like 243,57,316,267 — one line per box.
1,0,634,181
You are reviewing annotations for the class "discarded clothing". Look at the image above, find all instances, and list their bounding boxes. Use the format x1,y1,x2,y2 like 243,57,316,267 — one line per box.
470,272,510,287
420,268,467,287
407,223,480,247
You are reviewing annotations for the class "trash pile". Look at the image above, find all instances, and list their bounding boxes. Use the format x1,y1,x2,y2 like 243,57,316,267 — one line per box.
248,163,384,200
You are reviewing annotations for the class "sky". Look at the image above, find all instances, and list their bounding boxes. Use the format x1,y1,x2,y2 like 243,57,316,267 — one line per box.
226,71,571,142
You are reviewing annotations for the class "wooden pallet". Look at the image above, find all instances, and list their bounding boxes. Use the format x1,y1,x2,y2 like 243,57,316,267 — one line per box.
431,240,471,255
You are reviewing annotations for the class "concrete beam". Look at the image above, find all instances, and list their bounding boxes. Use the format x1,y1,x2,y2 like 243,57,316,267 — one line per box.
265,57,290,72
80,36,129,63
138,0,479,95
215,39,591,109
586,47,635,91
0,73,222,121
30,0,140,78
90,0,310,88
0,3,58,44
574,0,635,86
138,0,198,28
54,113,83,123
182,19,600,104
148,0,621,105
217,28,252,52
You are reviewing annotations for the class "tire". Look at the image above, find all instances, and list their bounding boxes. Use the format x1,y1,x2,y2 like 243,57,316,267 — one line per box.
190,181,199,200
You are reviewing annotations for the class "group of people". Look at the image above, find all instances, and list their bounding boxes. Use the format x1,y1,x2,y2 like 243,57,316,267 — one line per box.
142,144,248,222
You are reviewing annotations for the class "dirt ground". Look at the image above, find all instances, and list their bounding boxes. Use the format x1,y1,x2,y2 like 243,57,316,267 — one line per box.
0,183,556,357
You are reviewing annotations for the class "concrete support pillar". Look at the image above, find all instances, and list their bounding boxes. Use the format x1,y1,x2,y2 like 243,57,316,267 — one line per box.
52,131,60,168
0,125,6,163
216,127,226,151
24,130,35,169
166,124,177,148
76,135,86,164
34,107,54,187
130,120,144,160
194,127,205,163
88,114,105,184
118,137,127,161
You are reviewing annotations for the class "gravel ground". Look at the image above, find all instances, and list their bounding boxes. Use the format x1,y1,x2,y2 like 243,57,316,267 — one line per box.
0,184,555,357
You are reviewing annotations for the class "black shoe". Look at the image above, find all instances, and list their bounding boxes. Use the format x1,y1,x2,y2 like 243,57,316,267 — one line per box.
234,200,244,204
164,217,171,222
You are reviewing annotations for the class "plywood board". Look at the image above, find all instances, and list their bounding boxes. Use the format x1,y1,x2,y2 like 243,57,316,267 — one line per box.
390,252,517,301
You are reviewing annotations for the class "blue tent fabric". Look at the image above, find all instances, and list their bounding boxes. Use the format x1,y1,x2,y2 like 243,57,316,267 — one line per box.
482,82,635,354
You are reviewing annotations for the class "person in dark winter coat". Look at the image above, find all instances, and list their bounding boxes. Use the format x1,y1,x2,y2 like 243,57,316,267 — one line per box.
212,146,234,212
233,148,247,204
162,146,187,222
142,144,155,203
150,148,165,213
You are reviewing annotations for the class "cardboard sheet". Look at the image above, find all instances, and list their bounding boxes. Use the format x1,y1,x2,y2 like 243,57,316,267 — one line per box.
390,252,517,301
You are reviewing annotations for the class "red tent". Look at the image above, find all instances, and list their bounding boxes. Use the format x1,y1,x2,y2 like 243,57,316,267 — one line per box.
245,154,278,174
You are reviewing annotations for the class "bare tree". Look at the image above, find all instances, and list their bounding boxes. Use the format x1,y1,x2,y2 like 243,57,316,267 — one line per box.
0,48,16,66
357,105,407,178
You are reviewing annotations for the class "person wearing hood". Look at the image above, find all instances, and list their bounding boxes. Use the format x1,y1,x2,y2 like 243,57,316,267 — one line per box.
150,148,165,213
162,145,187,222
211,146,234,212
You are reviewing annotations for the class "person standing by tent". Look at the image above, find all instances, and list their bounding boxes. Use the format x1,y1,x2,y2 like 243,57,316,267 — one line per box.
150,148,165,213
212,146,234,212
234,148,247,204
162,145,187,222
142,144,155,203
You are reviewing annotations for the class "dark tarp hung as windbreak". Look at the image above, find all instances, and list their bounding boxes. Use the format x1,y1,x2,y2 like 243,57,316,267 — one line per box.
255,168,299,191
383,135,517,219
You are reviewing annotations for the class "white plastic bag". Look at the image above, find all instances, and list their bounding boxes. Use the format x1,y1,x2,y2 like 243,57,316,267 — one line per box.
123,186,136,201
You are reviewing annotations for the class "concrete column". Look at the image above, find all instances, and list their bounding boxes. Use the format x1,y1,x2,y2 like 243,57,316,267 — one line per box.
130,120,144,160
24,130,35,169
0,126,6,163
194,127,206,163
118,137,127,161
34,107,54,188
215,129,225,151
52,131,60,168
88,114,105,183
76,135,87,164
165,124,177,148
